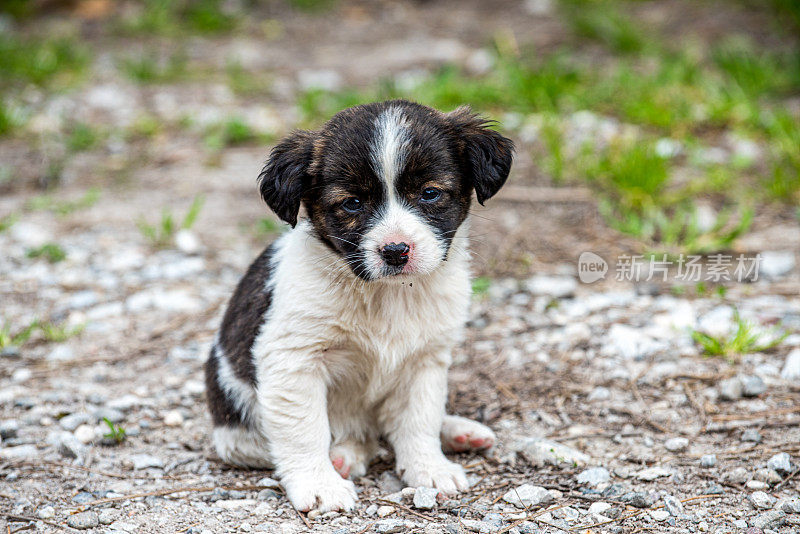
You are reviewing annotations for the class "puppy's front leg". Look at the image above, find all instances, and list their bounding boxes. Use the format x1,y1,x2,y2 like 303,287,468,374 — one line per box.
259,365,356,512
379,354,468,493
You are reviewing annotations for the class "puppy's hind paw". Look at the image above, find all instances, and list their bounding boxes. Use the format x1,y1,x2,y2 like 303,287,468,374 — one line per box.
330,441,370,480
441,415,496,453
283,471,357,513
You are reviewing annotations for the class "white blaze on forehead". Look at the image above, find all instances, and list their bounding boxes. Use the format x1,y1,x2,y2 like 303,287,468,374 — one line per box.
370,107,410,195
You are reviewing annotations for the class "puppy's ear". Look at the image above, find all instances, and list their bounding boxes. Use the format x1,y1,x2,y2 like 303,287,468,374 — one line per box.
258,130,316,227
447,106,514,205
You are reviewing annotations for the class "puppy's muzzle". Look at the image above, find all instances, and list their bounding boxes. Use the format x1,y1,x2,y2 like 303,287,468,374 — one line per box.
380,242,410,267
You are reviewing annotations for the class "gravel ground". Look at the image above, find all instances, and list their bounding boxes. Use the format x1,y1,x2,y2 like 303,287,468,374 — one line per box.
2,1,800,533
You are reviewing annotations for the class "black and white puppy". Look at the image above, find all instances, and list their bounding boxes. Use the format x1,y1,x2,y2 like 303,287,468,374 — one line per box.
205,100,514,512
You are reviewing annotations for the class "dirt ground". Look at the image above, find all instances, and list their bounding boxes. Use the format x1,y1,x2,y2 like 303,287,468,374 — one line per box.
1,1,800,533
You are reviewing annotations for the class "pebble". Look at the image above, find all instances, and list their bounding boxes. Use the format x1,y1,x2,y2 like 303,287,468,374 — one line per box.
742,429,762,443
163,410,184,426
664,437,689,452
663,495,685,517
636,466,672,481
377,505,395,517
74,424,96,444
741,375,767,397
374,519,406,534
59,413,92,431
67,511,100,530
718,377,744,400
587,386,611,401
130,453,164,470
650,510,669,521
0,419,19,439
781,348,800,380
766,452,792,473
700,454,717,468
747,480,769,490
56,434,84,459
513,437,590,467
502,484,553,509
779,497,800,513
753,468,783,484
751,510,786,529
588,502,611,514
98,509,116,525
174,229,201,255
750,491,777,509
576,467,610,486
412,487,439,510
37,505,56,519
620,492,654,509
759,250,795,278
524,275,576,298
255,477,280,489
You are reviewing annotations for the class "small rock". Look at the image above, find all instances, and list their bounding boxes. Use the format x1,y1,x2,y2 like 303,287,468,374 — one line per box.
377,505,395,517
741,375,767,397
74,424,96,444
650,510,669,521
733,519,748,528
705,482,724,494
718,377,743,400
759,250,795,279
174,229,201,255
130,453,163,470
524,275,576,298
587,386,611,401
163,410,184,427
663,495,684,517
67,511,99,530
751,510,786,529
98,509,115,525
742,429,762,443
412,487,439,510
378,471,404,494
753,468,783,484
576,467,610,486
620,492,654,509
255,477,280,489
700,454,717,468
38,505,56,519
747,480,769,490
767,452,792,473
636,466,672,481
502,484,553,509
779,497,800,514
56,434,84,459
781,348,800,380
59,413,92,431
725,466,750,484
306,509,321,520
374,518,406,534
664,437,689,452
750,491,777,509
0,420,19,439
513,437,590,467
588,502,611,514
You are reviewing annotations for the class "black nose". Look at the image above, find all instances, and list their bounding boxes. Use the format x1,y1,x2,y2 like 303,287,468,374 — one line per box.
380,242,410,266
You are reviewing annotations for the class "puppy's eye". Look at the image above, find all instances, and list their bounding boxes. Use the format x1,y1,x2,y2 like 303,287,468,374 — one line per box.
420,187,442,203
341,197,363,213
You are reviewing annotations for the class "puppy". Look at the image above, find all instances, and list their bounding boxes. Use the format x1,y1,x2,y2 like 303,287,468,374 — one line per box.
205,100,514,512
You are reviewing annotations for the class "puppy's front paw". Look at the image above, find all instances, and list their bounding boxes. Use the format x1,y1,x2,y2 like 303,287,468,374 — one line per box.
283,471,357,512
400,458,468,494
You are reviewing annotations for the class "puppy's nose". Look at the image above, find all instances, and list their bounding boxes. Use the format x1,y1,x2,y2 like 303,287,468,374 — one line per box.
380,242,410,266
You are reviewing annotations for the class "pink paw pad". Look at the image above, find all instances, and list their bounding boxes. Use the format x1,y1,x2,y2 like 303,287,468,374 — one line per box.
331,456,350,479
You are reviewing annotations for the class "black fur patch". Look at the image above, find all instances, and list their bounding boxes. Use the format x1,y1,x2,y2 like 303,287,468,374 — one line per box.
205,244,275,427
204,345,250,427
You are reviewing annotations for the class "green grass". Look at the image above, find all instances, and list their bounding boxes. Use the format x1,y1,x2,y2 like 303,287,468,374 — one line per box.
0,214,17,233
0,34,87,89
226,62,272,96
66,122,102,152
137,195,205,248
119,51,190,84
26,243,67,263
0,319,38,350
471,276,492,297
0,318,83,349
254,217,284,237
691,308,787,362
117,0,237,36
561,0,649,54
203,117,269,151
102,418,127,444
38,321,85,342
28,188,101,216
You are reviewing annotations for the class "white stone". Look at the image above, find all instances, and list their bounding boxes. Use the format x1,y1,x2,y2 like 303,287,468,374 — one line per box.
38,505,56,519
297,69,342,91
576,467,610,486
664,437,689,452
767,452,792,473
636,466,673,481
749,491,776,510
502,484,553,509
377,505,395,517
163,410,184,427
174,229,201,255
513,437,590,467
759,251,795,279
524,275,576,298
74,424,96,444
650,510,670,521
412,487,439,510
781,348,800,380
130,453,163,470
588,502,611,515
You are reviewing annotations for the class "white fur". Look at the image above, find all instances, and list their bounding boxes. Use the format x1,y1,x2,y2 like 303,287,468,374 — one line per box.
213,219,479,511
370,106,410,193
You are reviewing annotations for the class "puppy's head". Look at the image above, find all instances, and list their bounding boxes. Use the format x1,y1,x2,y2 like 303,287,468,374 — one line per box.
258,100,514,281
